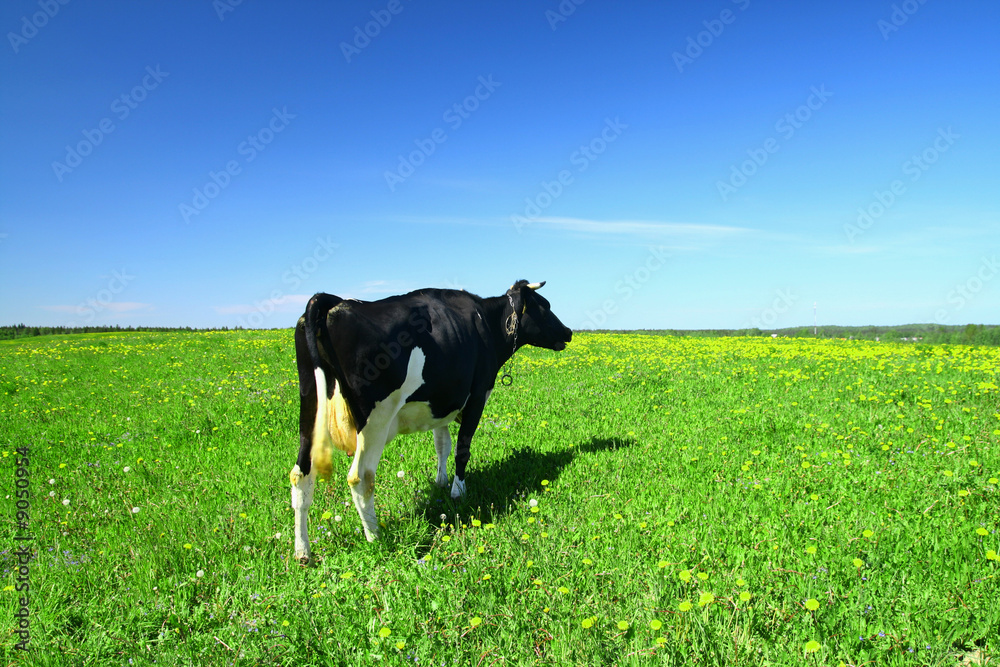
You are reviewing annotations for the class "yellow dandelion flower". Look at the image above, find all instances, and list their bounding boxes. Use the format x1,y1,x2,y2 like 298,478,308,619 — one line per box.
482,574,491,581
679,569,692,582
616,620,629,631
805,640,821,653
470,617,482,628
698,592,714,606
806,546,817,554
976,527,989,536
395,641,406,650
582,617,595,629
183,543,192,549
805,598,820,611
441,535,451,542
657,560,668,568
557,586,570,594
678,600,693,612
862,529,874,538
696,572,709,581
650,619,662,630
739,591,751,602
378,627,391,638
852,558,864,568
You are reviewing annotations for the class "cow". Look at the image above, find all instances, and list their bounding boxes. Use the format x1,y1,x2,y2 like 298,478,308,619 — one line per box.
289,280,572,563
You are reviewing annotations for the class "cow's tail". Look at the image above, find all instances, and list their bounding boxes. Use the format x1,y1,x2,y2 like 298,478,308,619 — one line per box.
303,293,358,481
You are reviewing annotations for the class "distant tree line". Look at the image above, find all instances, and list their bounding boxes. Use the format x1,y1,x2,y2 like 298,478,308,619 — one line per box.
615,323,1000,346
5,322,999,346
0,323,237,341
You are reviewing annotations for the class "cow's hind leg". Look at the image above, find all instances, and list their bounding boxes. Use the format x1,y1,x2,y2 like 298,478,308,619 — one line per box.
433,426,451,488
291,317,318,564
347,427,388,541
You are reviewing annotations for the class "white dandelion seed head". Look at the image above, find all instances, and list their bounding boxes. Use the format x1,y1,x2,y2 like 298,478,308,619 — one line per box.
123,467,130,473
48,478,55,485
243,546,251,552
131,507,140,514
49,491,56,497
62,498,70,506
196,570,204,578
274,532,281,539
334,515,342,522
397,470,405,478
529,499,538,507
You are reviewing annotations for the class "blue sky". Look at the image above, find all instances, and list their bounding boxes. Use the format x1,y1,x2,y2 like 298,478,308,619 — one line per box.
1,1,997,331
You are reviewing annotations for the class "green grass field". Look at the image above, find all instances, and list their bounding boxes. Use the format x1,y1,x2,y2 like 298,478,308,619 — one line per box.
1,331,998,666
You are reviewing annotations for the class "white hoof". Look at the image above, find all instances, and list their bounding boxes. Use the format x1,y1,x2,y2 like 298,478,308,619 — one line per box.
450,477,467,499
435,471,449,488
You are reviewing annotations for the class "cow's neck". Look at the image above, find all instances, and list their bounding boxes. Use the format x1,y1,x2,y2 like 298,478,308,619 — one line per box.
482,295,519,369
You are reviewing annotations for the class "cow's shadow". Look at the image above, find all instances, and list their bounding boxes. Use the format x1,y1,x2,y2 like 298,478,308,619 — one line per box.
405,435,635,542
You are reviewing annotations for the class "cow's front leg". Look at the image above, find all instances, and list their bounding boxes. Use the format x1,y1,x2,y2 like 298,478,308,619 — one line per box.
433,426,451,488
451,398,486,499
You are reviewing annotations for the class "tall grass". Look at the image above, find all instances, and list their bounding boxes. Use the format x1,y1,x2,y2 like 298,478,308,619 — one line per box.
1,331,997,665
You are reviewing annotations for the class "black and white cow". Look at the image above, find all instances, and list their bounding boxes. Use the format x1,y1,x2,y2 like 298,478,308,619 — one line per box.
289,280,572,563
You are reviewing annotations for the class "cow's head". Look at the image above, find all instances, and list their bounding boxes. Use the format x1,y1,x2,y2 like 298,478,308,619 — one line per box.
507,280,573,351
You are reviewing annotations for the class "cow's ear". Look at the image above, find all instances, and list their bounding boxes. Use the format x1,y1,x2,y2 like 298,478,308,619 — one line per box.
507,280,529,315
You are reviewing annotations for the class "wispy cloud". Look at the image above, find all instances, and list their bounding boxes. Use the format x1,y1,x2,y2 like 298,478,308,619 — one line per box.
532,216,754,239
820,244,882,255
347,280,414,297
41,302,153,315
215,294,310,315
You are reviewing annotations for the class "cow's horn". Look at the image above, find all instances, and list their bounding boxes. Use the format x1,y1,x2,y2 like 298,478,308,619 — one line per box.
527,281,545,290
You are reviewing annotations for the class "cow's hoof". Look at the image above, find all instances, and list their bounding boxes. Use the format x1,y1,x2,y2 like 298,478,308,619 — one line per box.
295,552,310,565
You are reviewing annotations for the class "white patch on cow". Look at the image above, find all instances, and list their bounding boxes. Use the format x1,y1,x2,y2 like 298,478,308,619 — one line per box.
450,476,466,499
395,402,461,436
433,426,451,487
347,346,427,541
289,464,315,562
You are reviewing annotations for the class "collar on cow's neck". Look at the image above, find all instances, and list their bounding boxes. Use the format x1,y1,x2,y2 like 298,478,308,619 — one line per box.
505,293,519,348
500,293,519,386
